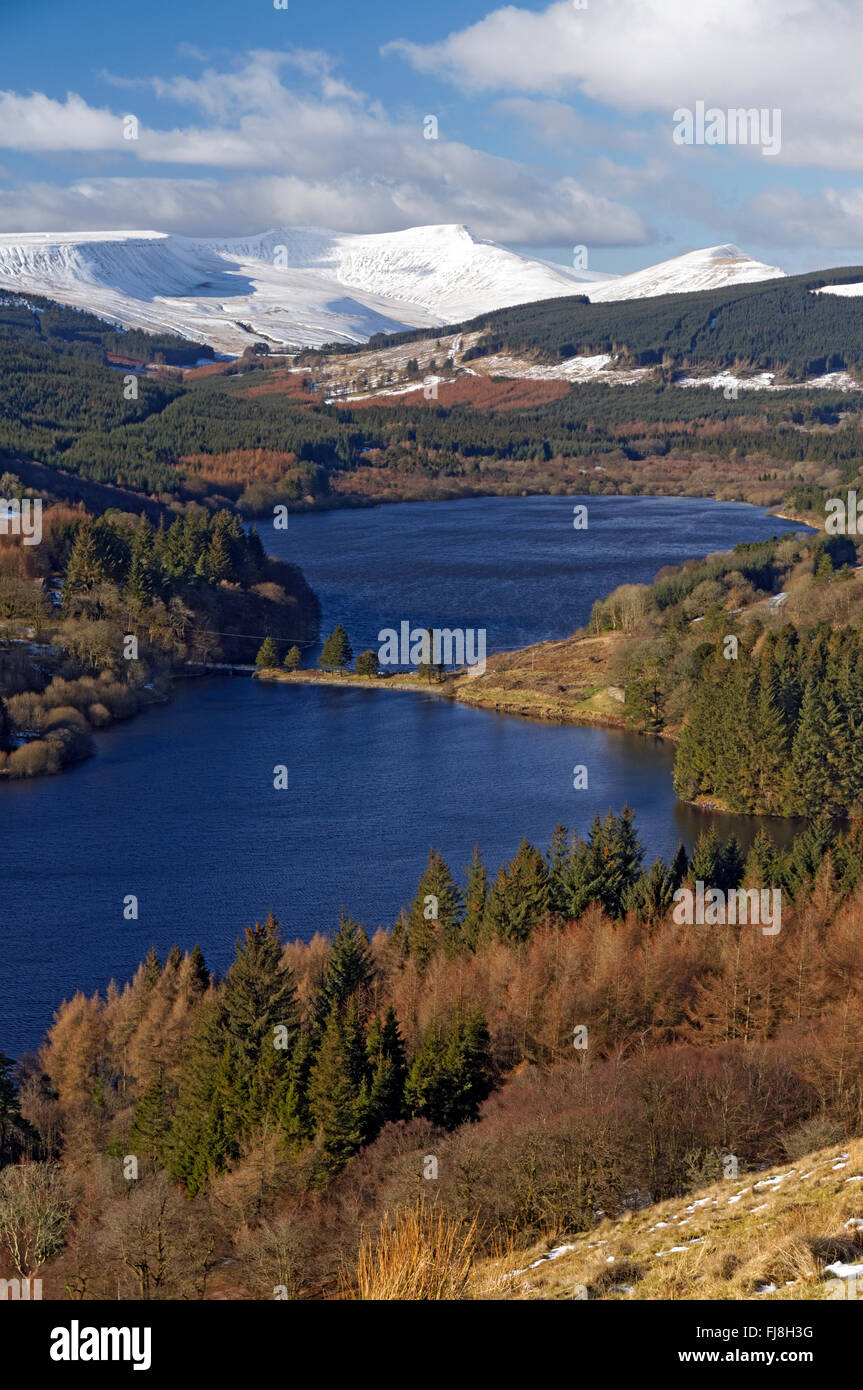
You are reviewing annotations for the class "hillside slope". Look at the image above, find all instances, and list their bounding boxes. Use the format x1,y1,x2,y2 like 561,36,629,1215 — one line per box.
475,1138,863,1301
587,243,784,302
0,228,788,354
0,225,594,353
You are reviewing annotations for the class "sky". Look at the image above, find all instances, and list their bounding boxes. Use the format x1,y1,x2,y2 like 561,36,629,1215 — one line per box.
2,0,862,275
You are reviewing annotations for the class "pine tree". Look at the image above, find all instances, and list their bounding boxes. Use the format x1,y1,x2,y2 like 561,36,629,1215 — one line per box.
361,1008,407,1139
601,805,644,917
743,829,777,887
0,1052,31,1165
791,682,840,816
255,636,279,668
283,645,302,671
689,827,722,886
481,840,549,943
63,520,105,602
546,823,570,916
406,850,464,965
221,914,300,1076
129,1070,169,1167
460,847,488,950
206,528,234,584
405,1008,493,1129
718,835,745,892
318,625,353,673
355,649,379,677
316,913,374,1023
307,1012,363,1172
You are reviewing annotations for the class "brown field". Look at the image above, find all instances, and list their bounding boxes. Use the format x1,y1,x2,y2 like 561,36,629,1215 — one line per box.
180,448,299,489
340,375,570,411
239,370,315,402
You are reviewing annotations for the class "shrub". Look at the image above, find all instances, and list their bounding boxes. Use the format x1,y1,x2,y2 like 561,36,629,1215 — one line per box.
7,740,61,778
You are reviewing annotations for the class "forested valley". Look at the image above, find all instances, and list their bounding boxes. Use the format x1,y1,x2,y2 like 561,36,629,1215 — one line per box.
2,807,863,1298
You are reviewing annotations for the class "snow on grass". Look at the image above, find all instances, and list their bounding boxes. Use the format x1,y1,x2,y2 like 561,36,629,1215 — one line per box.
512,1243,578,1276
825,1262,863,1279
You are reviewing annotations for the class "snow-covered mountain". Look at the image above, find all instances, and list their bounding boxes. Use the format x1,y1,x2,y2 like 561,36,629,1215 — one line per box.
0,225,599,354
586,244,784,303
0,228,785,355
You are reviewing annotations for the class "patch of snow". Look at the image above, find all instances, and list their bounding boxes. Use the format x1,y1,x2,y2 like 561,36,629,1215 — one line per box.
513,1242,578,1275
825,1262,863,1279
814,282,863,298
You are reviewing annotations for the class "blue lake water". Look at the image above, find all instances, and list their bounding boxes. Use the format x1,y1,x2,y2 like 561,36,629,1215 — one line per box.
0,495,809,1055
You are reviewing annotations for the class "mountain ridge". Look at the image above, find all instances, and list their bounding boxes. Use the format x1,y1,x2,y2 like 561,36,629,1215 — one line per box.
0,225,784,354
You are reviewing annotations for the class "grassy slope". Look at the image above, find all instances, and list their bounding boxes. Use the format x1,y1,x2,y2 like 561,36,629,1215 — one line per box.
471,1138,863,1301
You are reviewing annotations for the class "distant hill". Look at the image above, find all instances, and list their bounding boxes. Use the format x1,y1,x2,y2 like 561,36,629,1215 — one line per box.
0,226,789,354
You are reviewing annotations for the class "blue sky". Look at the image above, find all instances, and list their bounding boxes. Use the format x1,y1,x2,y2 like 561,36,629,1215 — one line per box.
2,0,862,274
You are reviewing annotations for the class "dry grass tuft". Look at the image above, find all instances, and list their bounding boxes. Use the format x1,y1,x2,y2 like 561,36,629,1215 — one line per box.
345,1202,480,1301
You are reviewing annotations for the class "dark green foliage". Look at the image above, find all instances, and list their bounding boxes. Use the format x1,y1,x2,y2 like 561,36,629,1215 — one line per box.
547,810,643,922
674,623,863,817
129,1072,170,1168
316,914,374,1024
0,698,14,754
365,264,863,379
355,649,379,677
167,914,300,1192
318,624,353,672
0,1052,34,1166
405,850,465,966
404,1008,494,1129
307,1012,364,1173
482,839,550,943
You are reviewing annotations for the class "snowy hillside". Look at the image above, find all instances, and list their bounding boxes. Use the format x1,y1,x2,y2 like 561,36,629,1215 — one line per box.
0,229,786,354
0,226,596,354
586,244,785,303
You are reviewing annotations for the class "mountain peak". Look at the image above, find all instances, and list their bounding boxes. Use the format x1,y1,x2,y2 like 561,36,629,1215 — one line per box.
0,225,787,353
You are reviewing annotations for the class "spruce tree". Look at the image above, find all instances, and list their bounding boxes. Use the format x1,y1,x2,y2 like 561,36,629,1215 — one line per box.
689,827,722,886
255,636,279,669
481,840,549,943
307,1013,363,1172
316,914,374,1023
130,1070,169,1167
283,645,302,671
361,1008,407,1139
319,625,352,673
406,850,464,965
460,847,488,950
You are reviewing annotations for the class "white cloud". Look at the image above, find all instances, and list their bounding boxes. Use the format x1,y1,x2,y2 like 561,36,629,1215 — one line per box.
737,186,863,249
386,0,863,170
0,92,126,151
0,52,648,246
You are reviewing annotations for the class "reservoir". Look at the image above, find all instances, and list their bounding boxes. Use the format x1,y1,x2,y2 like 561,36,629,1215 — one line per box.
0,495,809,1054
